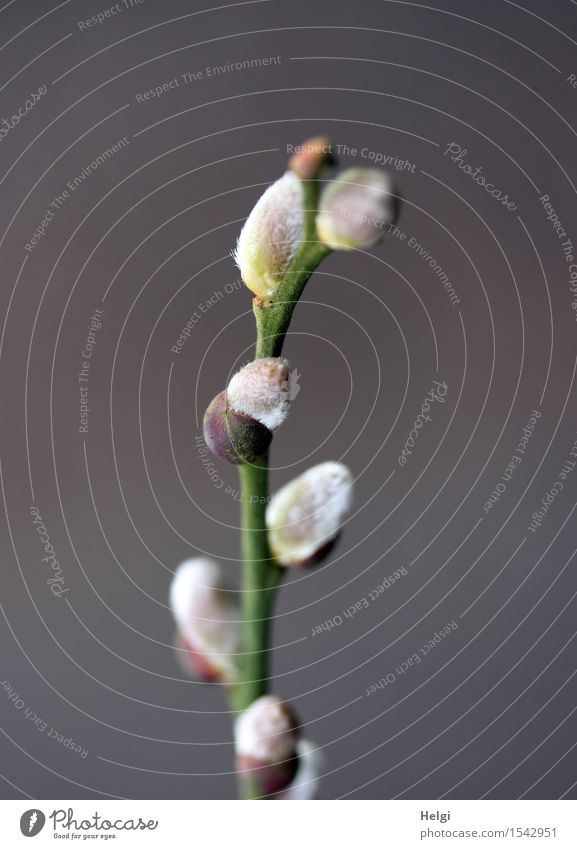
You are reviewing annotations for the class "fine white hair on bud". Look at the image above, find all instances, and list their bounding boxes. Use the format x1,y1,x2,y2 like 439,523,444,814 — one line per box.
227,357,292,432
235,695,299,762
266,461,353,566
169,558,240,682
233,172,304,300
279,740,322,800
316,167,398,250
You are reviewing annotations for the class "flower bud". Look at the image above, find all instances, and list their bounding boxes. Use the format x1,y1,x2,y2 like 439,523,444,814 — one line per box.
227,357,292,432
203,358,294,464
233,171,303,300
235,695,300,797
266,461,353,566
203,390,272,465
169,558,240,683
316,167,398,250
288,135,334,179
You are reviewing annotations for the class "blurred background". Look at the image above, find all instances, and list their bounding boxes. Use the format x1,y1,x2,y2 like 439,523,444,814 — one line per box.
1,0,577,799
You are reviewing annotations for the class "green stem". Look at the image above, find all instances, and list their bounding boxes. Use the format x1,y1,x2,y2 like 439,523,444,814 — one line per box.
234,458,282,711
232,175,331,797
254,241,330,358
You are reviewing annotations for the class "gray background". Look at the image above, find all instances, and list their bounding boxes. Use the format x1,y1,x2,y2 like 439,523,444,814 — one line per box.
0,0,577,800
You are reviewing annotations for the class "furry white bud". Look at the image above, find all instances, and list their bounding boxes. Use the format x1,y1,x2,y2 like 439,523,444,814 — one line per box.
266,462,353,566
316,167,397,250
235,696,300,797
227,357,292,432
233,172,303,300
235,695,298,762
169,558,240,682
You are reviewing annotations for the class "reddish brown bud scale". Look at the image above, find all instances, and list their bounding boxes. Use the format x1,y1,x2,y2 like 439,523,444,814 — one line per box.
236,753,299,798
203,390,272,465
296,533,340,568
288,135,334,179
173,631,221,683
